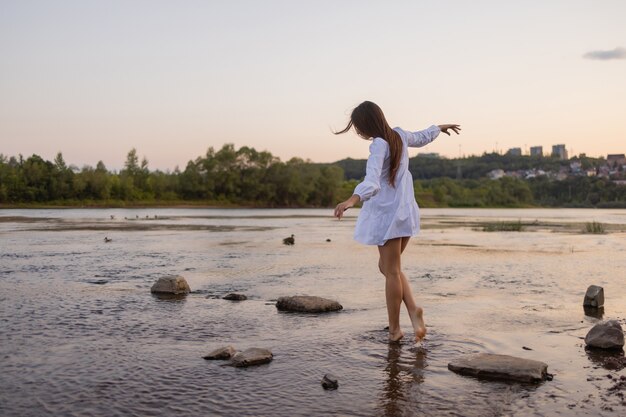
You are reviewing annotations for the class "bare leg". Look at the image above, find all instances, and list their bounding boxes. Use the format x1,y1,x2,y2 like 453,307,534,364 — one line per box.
400,272,426,341
399,237,427,342
378,238,404,342
400,236,410,254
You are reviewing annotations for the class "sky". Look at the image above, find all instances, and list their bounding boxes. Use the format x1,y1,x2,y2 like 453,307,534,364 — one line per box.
1,0,625,171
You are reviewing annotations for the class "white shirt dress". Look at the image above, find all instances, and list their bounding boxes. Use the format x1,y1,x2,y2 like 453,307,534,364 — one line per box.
352,125,441,246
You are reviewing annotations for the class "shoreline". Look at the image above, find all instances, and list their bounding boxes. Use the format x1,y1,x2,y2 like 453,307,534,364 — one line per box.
0,201,272,210
2,201,624,210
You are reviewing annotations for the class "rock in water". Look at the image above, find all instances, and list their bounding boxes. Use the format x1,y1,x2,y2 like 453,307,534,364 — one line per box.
584,306,605,319
230,348,273,367
276,296,343,313
203,346,236,360
321,374,338,390
448,353,548,383
150,275,191,295
585,320,625,349
583,285,604,308
223,293,247,301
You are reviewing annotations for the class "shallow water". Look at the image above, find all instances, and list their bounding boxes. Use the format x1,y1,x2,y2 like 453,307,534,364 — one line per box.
1,208,625,416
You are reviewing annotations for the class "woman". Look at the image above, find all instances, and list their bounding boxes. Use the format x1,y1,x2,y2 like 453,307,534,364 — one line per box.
334,101,460,343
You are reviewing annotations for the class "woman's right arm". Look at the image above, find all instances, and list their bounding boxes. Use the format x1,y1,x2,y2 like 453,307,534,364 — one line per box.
334,138,387,219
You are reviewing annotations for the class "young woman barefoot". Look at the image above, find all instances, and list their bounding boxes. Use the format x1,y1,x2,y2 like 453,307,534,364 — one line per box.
334,101,460,343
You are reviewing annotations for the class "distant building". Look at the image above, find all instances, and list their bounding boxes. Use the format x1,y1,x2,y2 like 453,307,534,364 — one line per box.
607,154,626,168
487,169,505,180
507,147,522,156
530,146,543,157
552,144,568,160
418,152,440,159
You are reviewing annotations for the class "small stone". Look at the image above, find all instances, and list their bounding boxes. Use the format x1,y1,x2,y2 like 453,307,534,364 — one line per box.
321,373,338,390
585,320,625,349
203,346,236,360
583,285,605,308
150,275,191,295
276,295,343,313
230,348,273,367
448,353,549,383
522,346,533,351
223,293,247,301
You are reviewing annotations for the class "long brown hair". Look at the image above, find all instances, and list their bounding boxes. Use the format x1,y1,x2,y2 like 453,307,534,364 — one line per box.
335,101,402,187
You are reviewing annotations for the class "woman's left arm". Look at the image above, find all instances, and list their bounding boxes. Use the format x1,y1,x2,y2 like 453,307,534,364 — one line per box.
438,124,461,135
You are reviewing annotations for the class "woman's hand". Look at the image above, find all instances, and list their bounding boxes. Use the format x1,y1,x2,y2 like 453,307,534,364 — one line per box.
438,124,461,136
334,194,360,220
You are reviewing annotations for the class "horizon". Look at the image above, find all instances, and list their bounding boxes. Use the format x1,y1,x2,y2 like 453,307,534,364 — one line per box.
1,1,625,170
2,141,622,173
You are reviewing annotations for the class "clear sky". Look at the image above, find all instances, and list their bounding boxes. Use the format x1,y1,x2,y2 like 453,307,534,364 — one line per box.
1,0,625,171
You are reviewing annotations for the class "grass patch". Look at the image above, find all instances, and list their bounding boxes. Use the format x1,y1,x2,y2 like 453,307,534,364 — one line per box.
584,221,606,234
482,220,524,232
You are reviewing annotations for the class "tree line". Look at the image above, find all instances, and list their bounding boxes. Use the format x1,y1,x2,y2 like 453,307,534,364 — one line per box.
336,152,603,181
1,144,625,208
0,145,343,207
411,176,626,208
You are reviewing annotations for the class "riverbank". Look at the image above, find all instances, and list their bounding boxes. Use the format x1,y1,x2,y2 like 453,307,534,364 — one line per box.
1,208,625,416
0,200,257,209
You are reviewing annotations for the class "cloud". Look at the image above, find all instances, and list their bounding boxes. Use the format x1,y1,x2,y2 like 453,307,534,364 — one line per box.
583,47,626,60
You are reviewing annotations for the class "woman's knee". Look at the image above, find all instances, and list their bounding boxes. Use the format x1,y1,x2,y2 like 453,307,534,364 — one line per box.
384,272,402,283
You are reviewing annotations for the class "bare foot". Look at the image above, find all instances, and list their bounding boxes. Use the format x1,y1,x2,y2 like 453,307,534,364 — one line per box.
408,307,426,342
388,329,404,343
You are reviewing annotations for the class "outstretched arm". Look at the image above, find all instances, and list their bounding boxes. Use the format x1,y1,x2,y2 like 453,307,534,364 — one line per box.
438,124,461,136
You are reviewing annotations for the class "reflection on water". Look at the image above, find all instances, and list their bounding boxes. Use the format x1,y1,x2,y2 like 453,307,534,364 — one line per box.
1,208,626,416
151,293,189,302
379,344,427,417
586,348,626,371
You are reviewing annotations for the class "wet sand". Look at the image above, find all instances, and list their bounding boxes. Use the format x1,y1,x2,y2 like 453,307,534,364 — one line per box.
1,208,625,416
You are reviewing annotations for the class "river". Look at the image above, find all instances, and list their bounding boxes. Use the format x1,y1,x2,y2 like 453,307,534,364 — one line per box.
1,208,625,416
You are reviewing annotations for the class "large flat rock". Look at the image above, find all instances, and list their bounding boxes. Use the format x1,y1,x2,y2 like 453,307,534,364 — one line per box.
448,353,548,383
276,296,342,313
230,348,273,367
203,346,236,360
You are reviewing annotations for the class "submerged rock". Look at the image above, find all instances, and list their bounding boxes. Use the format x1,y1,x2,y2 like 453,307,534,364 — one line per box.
276,296,343,313
150,275,191,295
583,285,604,308
584,306,605,319
321,373,338,390
230,348,273,367
585,320,625,350
223,293,247,301
448,353,548,383
203,346,236,360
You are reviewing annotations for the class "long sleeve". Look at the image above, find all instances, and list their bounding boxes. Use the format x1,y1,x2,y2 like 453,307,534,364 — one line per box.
405,125,441,148
353,138,387,202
